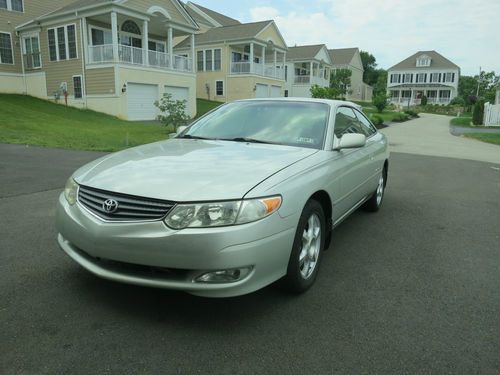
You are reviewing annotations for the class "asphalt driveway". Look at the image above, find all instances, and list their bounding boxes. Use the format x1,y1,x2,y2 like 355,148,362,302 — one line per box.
1,143,499,374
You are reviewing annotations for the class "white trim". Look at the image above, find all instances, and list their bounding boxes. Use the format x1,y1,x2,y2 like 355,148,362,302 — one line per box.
72,74,84,99
186,2,222,27
197,47,222,72
22,34,42,69
47,23,78,62
0,72,23,77
215,79,224,97
2,0,24,12
0,31,15,65
146,5,171,19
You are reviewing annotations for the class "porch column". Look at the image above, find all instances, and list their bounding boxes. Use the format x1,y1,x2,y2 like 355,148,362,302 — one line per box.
190,34,195,72
310,61,314,81
261,45,265,66
437,89,440,103
168,27,173,68
249,43,254,73
142,20,149,66
273,50,277,76
111,12,118,62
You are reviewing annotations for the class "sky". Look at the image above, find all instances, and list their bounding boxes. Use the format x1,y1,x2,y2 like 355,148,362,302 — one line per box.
193,0,500,75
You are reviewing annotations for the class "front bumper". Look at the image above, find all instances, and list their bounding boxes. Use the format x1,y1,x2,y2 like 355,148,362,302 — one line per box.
56,194,297,297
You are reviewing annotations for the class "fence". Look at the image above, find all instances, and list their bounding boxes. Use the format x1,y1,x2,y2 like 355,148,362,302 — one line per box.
484,102,500,126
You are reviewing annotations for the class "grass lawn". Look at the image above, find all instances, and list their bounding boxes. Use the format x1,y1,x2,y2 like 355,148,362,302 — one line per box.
196,98,223,118
450,116,474,127
0,95,226,152
464,133,500,146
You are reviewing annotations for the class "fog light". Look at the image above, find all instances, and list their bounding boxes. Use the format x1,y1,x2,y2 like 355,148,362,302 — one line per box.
194,267,252,283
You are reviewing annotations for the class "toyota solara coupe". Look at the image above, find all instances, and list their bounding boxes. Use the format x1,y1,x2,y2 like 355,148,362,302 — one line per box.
56,98,389,297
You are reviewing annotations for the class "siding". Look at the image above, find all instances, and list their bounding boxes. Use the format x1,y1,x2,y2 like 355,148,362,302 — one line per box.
0,0,73,74
126,0,191,26
256,23,286,49
39,21,83,97
86,67,115,95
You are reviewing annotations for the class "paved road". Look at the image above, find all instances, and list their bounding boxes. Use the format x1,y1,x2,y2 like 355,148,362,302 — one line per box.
380,113,500,164
1,143,499,374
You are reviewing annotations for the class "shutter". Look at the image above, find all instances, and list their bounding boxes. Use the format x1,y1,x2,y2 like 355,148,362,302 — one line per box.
410,74,413,83
439,73,441,82
424,74,427,83
429,74,433,83
452,73,455,82
398,74,401,83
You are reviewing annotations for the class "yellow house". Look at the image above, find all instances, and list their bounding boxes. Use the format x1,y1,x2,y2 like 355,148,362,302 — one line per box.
175,14,288,103
1,0,200,120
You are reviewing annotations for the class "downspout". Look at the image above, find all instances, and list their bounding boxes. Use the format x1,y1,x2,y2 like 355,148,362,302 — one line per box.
17,31,27,94
79,15,87,108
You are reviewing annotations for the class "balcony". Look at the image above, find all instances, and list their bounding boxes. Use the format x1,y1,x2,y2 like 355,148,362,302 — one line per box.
88,44,193,73
294,75,329,86
390,97,451,105
230,62,285,80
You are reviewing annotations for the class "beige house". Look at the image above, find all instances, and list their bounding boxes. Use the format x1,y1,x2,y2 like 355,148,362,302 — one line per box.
1,0,200,120
284,44,332,98
329,47,372,102
387,51,460,106
175,17,288,102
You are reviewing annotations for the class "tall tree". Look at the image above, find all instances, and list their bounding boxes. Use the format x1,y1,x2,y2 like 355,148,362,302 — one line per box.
330,69,352,99
360,50,377,84
458,71,499,105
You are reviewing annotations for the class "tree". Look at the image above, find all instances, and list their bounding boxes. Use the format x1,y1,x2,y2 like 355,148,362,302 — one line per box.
373,69,388,96
458,71,499,109
372,93,389,113
472,100,484,125
154,93,190,133
330,69,352,99
310,85,338,99
360,50,377,85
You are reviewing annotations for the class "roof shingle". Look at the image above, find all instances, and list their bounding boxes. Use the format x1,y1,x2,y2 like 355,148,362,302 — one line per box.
389,51,460,70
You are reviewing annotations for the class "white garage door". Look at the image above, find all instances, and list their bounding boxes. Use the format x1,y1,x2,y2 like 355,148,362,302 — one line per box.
164,85,190,115
127,83,158,121
255,83,269,98
271,85,282,98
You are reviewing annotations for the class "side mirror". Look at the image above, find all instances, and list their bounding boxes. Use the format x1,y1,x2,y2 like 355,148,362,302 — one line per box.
335,133,366,150
176,125,187,134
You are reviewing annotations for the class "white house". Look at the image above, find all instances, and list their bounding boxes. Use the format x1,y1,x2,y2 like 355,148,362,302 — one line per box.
387,50,460,106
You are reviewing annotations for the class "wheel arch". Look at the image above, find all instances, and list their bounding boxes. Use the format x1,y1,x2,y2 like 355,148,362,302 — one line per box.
308,190,333,248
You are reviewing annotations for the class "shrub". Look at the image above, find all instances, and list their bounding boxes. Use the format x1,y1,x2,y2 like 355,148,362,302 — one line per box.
404,109,419,118
472,100,484,125
372,94,389,113
369,114,384,126
421,95,428,106
155,93,191,133
310,84,338,99
392,112,410,122
449,96,465,106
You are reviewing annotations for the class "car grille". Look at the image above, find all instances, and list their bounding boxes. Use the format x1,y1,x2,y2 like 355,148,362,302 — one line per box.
77,185,175,222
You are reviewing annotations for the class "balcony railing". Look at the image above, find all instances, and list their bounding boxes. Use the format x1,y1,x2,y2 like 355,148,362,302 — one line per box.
294,75,329,86
230,62,284,80
24,52,41,69
88,44,193,73
390,97,451,105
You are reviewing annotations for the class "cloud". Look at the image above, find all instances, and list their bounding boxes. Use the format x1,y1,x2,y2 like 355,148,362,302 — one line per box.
248,0,500,75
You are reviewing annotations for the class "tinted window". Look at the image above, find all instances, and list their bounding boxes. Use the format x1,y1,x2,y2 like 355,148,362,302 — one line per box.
354,109,377,137
185,101,329,149
334,107,364,138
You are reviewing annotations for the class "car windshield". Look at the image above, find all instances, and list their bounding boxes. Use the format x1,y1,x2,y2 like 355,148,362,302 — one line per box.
181,101,329,149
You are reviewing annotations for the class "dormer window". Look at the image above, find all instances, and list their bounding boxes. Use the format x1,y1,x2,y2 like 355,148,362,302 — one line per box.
416,55,431,67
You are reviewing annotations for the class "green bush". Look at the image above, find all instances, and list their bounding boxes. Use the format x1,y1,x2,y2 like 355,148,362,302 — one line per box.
449,97,465,106
421,95,428,106
392,112,410,122
404,109,419,118
155,93,191,133
372,94,389,113
472,100,484,125
369,114,384,126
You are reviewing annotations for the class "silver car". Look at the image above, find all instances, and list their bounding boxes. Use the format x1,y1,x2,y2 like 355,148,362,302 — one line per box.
56,98,389,297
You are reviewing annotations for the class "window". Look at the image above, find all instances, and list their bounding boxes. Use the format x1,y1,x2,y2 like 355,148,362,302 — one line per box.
48,24,77,61
205,50,212,71
197,49,221,71
416,56,431,67
416,73,427,83
429,73,440,83
354,109,377,137
0,0,23,12
73,76,82,99
401,90,411,98
148,40,165,52
91,28,112,46
334,107,363,138
390,74,400,84
121,20,141,35
439,90,451,99
215,80,224,96
444,72,455,82
0,32,13,64
24,35,41,68
402,73,412,83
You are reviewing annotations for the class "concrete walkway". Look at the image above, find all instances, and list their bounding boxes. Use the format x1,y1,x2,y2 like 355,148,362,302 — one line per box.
380,113,500,165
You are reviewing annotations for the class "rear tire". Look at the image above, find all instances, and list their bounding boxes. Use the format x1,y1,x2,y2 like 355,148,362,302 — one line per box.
282,200,325,293
364,166,387,212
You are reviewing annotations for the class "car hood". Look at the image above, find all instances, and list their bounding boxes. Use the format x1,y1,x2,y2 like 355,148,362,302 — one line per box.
74,139,318,202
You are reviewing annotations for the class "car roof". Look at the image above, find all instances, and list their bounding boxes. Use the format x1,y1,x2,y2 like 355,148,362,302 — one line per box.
234,97,362,110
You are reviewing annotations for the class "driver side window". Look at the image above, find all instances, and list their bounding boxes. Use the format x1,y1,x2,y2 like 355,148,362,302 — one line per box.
334,107,364,138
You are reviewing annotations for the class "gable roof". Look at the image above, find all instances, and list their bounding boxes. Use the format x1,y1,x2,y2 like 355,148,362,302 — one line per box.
389,50,460,70
328,48,358,66
175,20,276,47
287,44,324,60
186,2,240,27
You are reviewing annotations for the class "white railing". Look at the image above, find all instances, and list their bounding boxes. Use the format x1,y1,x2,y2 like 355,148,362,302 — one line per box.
390,97,451,105
230,62,284,79
294,76,310,84
88,44,193,73
294,75,328,86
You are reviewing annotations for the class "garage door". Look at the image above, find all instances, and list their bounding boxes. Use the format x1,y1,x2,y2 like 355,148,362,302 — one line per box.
164,85,190,115
127,83,158,121
271,85,282,98
255,83,269,98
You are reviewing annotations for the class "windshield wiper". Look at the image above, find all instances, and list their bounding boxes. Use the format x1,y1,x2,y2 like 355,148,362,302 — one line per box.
177,134,212,140
219,137,278,145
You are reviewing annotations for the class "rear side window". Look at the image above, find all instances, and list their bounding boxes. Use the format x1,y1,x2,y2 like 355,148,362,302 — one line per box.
354,109,377,137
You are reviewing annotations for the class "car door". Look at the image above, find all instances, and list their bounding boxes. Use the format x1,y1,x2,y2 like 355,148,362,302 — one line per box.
331,106,374,219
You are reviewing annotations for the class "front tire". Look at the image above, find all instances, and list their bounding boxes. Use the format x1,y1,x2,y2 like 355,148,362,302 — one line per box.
282,200,325,293
364,166,387,212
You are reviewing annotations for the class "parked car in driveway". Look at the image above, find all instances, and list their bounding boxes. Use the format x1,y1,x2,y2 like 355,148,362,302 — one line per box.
56,98,389,297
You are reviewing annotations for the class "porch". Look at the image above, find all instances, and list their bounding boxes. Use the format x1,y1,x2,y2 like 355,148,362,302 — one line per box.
390,89,452,105
293,61,330,87
83,10,195,73
229,42,286,80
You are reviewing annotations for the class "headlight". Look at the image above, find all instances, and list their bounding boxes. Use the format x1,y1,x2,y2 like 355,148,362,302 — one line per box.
164,196,282,229
64,177,78,205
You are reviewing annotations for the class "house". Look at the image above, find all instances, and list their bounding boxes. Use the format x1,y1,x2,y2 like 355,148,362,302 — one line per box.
283,44,332,98
1,0,200,120
387,51,460,106
184,1,240,32
175,19,288,102
329,47,372,102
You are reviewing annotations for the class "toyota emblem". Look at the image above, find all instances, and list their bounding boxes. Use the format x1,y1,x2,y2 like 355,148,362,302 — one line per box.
102,199,119,213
